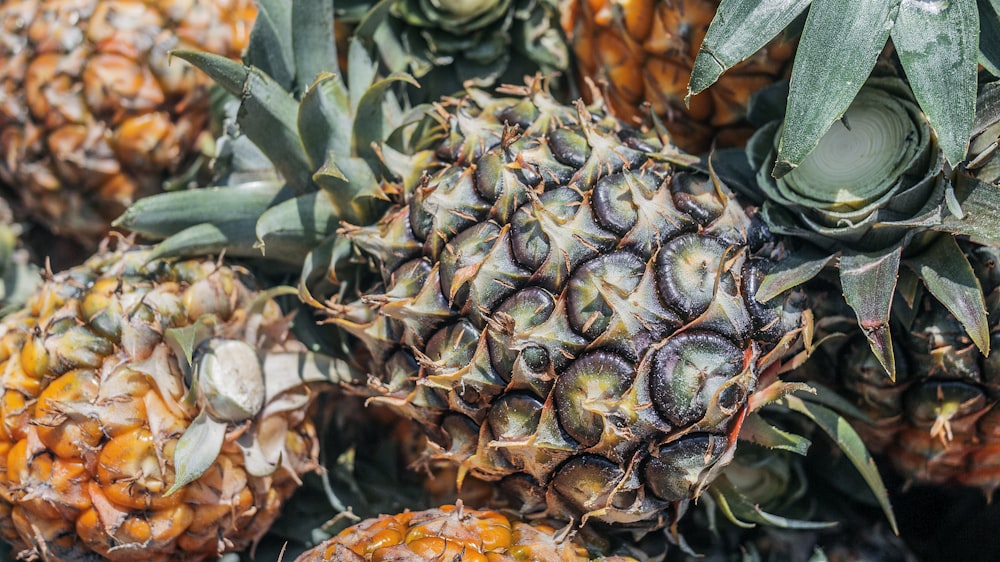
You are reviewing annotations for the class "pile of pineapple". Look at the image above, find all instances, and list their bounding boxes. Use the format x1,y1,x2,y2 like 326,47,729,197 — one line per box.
1,0,999,560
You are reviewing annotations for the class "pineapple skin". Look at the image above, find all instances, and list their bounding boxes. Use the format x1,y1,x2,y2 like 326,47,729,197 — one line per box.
293,503,640,561
0,0,255,246
560,0,795,153
0,243,318,561
325,81,807,531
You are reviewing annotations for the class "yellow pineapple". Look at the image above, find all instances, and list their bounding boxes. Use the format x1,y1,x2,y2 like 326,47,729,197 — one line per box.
561,0,795,153
0,0,256,246
0,240,325,561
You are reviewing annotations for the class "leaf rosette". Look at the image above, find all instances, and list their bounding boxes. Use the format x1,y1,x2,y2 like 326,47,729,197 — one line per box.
739,77,1000,381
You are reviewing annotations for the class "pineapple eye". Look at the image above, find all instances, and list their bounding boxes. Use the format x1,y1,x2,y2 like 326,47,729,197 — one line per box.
487,393,543,442
656,233,730,320
650,331,743,428
553,352,634,447
643,434,727,502
551,454,624,514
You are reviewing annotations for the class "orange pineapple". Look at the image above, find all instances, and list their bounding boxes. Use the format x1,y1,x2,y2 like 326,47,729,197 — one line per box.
561,0,795,153
0,0,256,246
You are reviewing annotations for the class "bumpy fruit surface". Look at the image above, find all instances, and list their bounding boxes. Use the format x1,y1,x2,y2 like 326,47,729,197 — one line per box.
294,503,638,561
561,0,794,153
0,242,319,561
327,80,806,530
0,0,255,244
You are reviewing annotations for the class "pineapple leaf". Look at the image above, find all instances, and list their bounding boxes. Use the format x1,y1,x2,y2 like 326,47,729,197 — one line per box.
904,235,989,355
757,249,837,302
171,50,246,98
773,0,900,178
782,395,898,534
709,476,838,529
739,413,812,455
793,383,874,424
688,0,809,99
937,175,1000,247
353,73,420,169
113,182,286,239
255,193,340,254
892,0,978,167
246,0,294,89
166,410,227,496
979,0,1000,75
299,73,354,171
291,0,336,95
840,247,902,381
165,317,217,372
148,222,265,262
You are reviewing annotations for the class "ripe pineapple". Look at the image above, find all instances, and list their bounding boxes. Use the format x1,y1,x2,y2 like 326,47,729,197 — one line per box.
293,502,640,561
0,0,256,246
560,0,795,153
0,240,325,561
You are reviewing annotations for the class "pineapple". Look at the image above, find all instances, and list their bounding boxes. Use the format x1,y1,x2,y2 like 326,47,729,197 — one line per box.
0,240,327,561
293,502,640,562
0,196,39,316
0,0,256,247
119,2,822,534
560,0,795,153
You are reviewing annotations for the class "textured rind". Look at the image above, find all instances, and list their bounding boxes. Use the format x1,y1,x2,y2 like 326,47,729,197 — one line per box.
323,83,805,531
0,0,255,244
293,503,640,562
0,242,318,562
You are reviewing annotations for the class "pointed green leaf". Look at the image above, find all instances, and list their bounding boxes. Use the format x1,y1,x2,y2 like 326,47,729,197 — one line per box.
299,73,353,170
147,222,267,263
689,0,810,97
255,193,340,253
352,73,421,167
893,0,978,166
979,0,1000,76
905,235,989,354
709,476,838,529
783,395,897,534
938,175,1000,246
757,249,837,302
292,0,336,94
775,0,900,177
840,247,903,380
246,0,294,88
171,50,247,97
236,67,315,193
164,316,217,371
113,182,285,238
165,410,227,496
739,413,812,455
793,383,873,424
355,0,398,44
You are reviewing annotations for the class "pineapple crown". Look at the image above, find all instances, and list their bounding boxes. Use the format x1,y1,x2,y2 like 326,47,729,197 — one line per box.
689,0,997,175
711,76,1000,381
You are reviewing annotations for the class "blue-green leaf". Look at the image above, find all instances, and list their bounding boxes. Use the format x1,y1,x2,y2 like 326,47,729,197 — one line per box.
246,0,294,88
757,249,837,302
783,395,898,533
689,0,809,98
905,235,989,355
979,0,1000,76
893,0,978,167
840,247,902,381
775,0,900,177
292,0,336,93
739,414,812,455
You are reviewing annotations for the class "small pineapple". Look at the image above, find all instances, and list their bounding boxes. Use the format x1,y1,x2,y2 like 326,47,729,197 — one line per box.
561,0,795,153
0,240,324,561
293,502,640,561
0,0,256,246
0,196,39,316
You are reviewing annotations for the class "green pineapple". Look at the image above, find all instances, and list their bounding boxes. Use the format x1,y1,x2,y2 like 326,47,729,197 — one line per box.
118,0,891,536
